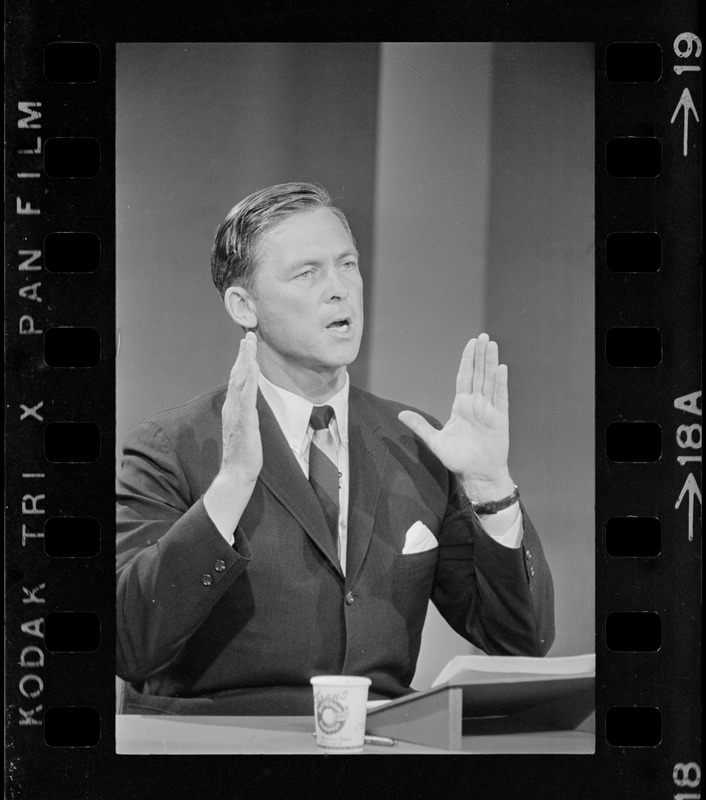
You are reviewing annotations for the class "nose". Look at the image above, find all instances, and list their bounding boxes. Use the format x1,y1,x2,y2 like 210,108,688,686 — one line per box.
323,265,349,301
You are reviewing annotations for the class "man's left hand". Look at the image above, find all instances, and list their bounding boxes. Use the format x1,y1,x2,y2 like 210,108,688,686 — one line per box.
398,333,515,502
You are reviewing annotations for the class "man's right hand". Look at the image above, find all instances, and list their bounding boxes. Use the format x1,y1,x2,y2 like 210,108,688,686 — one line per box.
204,331,262,540
220,331,262,480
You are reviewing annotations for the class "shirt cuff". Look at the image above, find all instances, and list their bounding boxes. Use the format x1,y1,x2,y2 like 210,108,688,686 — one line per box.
477,503,523,548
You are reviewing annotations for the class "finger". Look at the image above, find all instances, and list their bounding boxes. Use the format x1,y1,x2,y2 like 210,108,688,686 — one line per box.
398,410,437,450
224,338,253,414
473,333,489,393
229,333,257,385
241,358,260,409
229,337,246,377
483,339,499,397
241,332,258,375
493,363,509,416
455,338,477,396
225,343,246,409
241,331,257,362
227,358,247,405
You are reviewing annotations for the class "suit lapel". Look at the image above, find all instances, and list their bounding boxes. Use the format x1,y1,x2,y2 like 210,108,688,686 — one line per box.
256,391,343,577
345,388,388,588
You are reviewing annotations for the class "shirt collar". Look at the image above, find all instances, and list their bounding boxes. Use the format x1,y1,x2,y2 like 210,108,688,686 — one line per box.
258,371,349,454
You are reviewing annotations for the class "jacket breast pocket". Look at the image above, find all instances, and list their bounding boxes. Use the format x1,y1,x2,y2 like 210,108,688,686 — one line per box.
391,548,439,614
390,548,439,670
393,547,439,571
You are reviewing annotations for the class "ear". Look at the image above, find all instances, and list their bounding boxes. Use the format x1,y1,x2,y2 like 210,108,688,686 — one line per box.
224,285,258,330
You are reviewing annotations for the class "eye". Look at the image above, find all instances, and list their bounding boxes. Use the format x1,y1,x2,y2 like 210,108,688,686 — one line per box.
341,260,358,270
294,268,315,280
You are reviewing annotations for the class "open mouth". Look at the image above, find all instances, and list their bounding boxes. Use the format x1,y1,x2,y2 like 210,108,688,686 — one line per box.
326,318,351,332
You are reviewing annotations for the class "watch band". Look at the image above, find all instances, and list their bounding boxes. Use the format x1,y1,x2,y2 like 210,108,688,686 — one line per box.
471,484,520,515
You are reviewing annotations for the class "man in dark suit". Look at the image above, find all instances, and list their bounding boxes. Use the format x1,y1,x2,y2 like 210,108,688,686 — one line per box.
117,182,554,715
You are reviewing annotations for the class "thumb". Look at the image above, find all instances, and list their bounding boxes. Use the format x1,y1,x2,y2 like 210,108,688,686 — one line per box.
398,410,437,449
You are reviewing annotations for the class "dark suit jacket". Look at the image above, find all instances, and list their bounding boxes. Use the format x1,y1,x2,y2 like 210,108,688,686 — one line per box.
116,384,555,715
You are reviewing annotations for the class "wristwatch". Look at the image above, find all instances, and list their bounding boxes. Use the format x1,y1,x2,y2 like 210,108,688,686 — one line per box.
471,484,520,515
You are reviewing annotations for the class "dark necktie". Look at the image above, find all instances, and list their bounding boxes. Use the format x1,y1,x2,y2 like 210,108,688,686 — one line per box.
308,405,340,552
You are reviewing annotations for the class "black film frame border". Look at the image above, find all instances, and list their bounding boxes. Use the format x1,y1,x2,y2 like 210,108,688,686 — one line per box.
4,5,701,799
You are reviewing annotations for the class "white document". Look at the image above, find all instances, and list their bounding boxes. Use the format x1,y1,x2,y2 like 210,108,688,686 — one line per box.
431,653,596,688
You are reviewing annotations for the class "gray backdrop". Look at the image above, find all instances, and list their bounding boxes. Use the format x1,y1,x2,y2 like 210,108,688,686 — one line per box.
117,42,594,689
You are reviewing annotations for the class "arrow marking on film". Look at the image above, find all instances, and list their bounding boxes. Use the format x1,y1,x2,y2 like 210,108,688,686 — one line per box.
670,87,700,157
675,472,702,541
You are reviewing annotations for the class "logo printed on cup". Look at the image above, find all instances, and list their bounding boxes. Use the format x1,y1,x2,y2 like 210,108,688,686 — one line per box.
315,691,349,734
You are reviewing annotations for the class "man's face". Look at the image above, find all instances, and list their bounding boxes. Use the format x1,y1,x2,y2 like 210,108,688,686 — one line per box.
249,207,364,380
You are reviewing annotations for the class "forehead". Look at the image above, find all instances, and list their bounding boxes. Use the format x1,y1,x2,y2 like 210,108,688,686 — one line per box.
257,207,355,263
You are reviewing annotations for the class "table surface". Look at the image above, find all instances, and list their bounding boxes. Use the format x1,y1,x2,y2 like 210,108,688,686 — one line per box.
116,714,595,755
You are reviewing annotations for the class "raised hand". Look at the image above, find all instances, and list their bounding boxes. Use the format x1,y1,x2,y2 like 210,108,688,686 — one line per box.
219,331,263,481
398,333,514,502
204,331,262,538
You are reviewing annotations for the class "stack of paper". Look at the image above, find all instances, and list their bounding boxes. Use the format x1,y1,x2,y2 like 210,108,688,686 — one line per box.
430,653,595,718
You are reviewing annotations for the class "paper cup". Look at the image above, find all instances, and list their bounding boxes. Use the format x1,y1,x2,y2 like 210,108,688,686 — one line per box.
310,675,372,753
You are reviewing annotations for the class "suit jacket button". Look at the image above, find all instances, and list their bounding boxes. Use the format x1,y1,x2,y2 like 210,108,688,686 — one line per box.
345,591,355,605
529,566,535,577
201,573,214,586
214,559,226,572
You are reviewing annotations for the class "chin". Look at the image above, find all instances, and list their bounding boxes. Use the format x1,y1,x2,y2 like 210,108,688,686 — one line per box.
319,347,361,371
339,341,362,365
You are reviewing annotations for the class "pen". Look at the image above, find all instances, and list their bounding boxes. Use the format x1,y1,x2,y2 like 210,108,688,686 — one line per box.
364,735,397,747
311,733,398,746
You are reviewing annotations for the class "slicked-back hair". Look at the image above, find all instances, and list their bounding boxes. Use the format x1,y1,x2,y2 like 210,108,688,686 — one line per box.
210,182,354,298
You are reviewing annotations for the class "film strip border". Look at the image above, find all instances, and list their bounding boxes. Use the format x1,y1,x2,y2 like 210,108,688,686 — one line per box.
596,30,702,797
5,30,117,789
4,23,701,800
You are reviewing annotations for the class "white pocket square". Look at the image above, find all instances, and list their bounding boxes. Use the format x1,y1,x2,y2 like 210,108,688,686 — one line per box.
402,521,438,554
